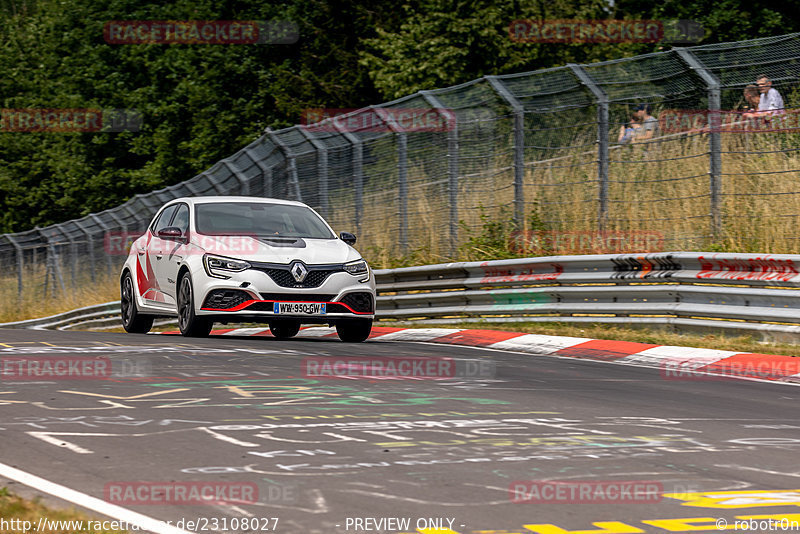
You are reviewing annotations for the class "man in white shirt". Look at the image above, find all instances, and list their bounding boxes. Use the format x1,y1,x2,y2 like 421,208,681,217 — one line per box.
757,75,784,112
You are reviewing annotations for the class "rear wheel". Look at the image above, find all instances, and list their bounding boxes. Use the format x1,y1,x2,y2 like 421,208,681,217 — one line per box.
178,274,212,337
121,272,153,334
336,318,373,342
269,320,301,339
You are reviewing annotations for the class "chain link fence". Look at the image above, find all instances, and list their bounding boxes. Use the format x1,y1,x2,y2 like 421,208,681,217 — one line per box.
2,32,800,308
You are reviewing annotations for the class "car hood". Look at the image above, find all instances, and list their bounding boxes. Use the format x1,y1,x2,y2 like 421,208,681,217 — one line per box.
191,234,362,265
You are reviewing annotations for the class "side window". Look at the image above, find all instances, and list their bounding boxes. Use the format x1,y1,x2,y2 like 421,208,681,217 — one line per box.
171,204,190,234
152,205,178,234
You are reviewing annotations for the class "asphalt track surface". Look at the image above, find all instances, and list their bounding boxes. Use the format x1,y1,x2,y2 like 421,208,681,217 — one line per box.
3,328,800,534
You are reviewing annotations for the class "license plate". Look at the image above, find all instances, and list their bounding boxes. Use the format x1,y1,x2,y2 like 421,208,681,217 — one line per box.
273,302,326,315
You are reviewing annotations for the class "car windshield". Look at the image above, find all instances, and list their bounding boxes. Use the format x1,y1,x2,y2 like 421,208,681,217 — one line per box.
195,202,335,238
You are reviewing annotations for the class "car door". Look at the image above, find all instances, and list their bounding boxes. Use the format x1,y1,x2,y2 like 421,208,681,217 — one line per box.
143,204,178,305
156,202,190,304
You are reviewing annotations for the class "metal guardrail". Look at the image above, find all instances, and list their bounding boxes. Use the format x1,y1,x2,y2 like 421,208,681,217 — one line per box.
373,252,800,340
4,252,800,339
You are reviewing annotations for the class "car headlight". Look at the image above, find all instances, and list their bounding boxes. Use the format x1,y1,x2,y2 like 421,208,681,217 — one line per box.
203,254,251,279
344,259,370,281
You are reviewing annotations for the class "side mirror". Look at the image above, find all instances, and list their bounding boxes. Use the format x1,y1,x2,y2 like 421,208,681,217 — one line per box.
339,232,357,246
157,227,186,242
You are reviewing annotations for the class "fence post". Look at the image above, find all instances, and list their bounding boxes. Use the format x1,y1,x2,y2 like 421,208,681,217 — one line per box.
266,129,303,201
5,235,24,300
73,219,96,283
299,128,330,218
374,107,409,254
89,214,114,277
486,76,526,228
36,227,67,298
568,64,609,232
222,159,251,196
332,121,364,236
421,90,460,256
675,48,722,240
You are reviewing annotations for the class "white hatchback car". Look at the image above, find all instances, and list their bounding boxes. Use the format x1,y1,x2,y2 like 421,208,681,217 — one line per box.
120,196,376,342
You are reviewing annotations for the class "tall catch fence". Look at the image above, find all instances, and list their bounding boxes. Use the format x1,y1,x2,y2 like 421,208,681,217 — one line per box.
2,32,800,304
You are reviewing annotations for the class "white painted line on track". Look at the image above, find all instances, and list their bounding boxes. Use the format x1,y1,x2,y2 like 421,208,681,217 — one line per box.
0,462,195,534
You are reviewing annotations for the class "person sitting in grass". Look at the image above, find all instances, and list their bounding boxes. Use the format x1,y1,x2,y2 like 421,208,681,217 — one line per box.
631,104,658,143
617,112,642,144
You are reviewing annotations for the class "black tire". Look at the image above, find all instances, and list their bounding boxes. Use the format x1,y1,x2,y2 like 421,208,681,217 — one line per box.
177,273,213,337
120,272,153,334
336,318,373,343
269,320,301,340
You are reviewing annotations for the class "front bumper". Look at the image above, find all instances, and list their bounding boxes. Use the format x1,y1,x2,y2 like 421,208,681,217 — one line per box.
195,265,376,320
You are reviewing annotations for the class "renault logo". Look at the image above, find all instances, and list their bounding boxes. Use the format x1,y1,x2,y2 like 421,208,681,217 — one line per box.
290,262,308,283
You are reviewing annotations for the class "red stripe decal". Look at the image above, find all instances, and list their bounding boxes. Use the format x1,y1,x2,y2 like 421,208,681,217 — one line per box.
556,339,660,361
432,329,527,347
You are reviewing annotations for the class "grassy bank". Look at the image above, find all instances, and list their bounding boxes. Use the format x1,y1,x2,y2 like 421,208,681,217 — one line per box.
0,487,126,534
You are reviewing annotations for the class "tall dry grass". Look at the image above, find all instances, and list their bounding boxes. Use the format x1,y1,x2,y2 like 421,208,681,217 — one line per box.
3,129,799,323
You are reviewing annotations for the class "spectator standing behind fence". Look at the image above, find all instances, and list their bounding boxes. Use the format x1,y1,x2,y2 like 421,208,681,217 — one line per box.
617,112,642,144
756,75,784,112
631,104,658,143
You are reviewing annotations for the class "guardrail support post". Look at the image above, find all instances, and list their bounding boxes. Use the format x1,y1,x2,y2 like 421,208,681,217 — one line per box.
568,64,609,232
421,91,460,256
486,76,526,228
675,48,723,241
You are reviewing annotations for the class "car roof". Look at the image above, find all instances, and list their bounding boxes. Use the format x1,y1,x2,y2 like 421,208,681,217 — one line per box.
166,196,309,208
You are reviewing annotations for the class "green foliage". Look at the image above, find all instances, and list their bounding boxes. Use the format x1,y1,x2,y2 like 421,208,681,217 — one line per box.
0,0,400,232
458,206,521,260
1,0,799,233
359,0,630,99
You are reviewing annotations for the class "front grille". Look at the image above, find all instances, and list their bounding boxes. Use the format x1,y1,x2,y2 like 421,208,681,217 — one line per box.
340,292,374,313
202,289,251,309
260,293,336,302
260,268,339,288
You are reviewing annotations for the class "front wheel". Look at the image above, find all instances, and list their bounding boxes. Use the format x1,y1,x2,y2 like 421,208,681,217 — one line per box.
177,274,212,337
336,318,373,343
121,272,153,334
269,320,301,340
